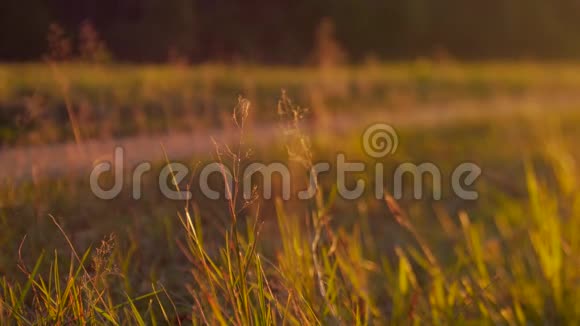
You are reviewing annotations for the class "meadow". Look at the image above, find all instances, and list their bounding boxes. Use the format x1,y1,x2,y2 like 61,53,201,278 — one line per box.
1,63,580,324
2,62,580,146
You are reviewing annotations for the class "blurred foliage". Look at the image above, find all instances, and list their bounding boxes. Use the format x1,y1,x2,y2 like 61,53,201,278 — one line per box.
2,62,580,146
2,0,580,62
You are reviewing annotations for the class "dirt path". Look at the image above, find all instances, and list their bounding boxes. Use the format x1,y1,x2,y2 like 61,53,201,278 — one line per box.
0,96,576,182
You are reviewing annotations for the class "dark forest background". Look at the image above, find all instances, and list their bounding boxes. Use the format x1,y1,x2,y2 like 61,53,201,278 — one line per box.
2,0,580,63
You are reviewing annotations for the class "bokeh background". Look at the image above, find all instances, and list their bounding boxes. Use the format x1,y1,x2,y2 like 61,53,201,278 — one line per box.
2,1,580,324
4,0,580,62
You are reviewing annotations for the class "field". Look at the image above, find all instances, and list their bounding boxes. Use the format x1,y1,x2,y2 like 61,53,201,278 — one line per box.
1,63,580,324
3,62,580,146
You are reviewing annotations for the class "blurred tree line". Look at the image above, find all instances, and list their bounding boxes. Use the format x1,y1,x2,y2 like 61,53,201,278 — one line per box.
2,0,580,63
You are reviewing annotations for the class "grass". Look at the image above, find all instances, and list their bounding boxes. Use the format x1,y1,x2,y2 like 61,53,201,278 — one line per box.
1,77,580,324
3,61,580,146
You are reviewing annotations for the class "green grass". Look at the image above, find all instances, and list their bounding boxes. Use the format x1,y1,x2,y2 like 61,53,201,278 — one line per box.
1,89,580,324
3,61,580,146
0,96,580,325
